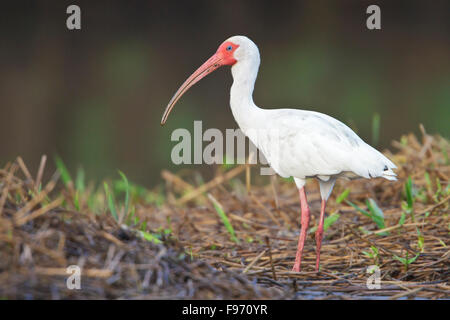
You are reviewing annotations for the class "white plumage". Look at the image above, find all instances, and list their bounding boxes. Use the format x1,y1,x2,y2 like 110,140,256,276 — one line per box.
162,35,397,272
227,36,396,198
244,109,397,186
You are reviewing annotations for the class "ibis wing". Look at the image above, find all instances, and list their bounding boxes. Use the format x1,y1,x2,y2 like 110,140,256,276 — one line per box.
256,109,396,180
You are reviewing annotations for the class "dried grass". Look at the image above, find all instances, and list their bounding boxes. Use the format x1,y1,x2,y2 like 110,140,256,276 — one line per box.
0,128,448,299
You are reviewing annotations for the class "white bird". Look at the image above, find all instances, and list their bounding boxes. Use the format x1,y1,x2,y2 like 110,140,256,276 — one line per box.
161,36,397,272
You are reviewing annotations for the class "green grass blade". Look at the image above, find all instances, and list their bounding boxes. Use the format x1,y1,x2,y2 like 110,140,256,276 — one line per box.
336,188,350,204
118,170,130,217
405,176,414,209
221,155,237,170
309,212,340,234
347,199,389,235
436,177,442,194
324,212,340,231
54,156,72,187
366,199,386,228
346,200,370,218
366,198,388,235
208,194,239,244
74,191,80,211
398,212,406,226
393,253,420,266
75,167,85,193
104,182,118,221
140,230,162,244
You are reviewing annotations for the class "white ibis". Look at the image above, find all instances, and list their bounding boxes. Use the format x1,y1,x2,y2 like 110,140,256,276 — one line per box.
161,36,397,272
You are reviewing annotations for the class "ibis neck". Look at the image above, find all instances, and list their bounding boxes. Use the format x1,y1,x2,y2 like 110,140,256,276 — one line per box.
229,58,263,131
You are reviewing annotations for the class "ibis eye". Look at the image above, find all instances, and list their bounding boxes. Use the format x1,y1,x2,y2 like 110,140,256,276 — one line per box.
226,45,232,51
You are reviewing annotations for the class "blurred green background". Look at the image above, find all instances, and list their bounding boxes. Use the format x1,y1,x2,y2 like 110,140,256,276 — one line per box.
0,0,449,186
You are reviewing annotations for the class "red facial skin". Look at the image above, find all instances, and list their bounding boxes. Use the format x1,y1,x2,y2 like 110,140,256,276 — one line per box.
216,41,239,66
161,41,239,125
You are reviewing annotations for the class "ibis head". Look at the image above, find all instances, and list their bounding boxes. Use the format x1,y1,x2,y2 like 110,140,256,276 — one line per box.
161,36,262,125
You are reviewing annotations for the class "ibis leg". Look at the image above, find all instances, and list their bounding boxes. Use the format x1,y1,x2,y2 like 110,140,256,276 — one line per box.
315,199,326,272
292,187,310,272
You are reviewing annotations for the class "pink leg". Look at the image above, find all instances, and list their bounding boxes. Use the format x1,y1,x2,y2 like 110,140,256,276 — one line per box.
315,199,326,272
292,187,310,272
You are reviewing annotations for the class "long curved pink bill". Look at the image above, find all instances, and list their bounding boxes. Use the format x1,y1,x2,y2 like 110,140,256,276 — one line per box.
161,53,222,125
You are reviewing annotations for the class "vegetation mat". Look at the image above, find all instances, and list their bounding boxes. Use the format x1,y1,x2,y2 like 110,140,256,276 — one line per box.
0,127,448,299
